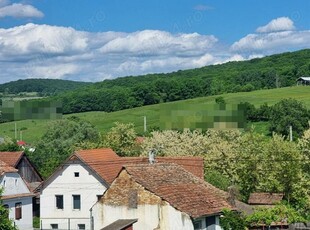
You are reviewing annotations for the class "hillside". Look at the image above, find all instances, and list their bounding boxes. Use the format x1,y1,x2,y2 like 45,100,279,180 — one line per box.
0,78,92,96
1,86,309,143
46,49,310,114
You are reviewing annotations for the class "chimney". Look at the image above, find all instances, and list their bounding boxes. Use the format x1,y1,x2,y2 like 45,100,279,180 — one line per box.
148,149,156,164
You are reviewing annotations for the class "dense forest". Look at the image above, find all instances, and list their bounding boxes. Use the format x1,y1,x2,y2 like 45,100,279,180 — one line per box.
47,49,310,114
0,78,92,96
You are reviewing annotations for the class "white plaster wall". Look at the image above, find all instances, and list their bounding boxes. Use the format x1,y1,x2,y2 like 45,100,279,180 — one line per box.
3,196,33,230
93,202,195,230
40,163,107,230
0,172,30,195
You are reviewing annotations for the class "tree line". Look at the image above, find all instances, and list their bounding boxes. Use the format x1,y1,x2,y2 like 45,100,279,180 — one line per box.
45,49,310,114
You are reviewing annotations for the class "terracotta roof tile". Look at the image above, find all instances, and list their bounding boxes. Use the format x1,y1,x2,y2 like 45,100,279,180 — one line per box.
0,151,23,167
74,148,204,185
0,160,18,175
123,163,233,218
248,192,284,205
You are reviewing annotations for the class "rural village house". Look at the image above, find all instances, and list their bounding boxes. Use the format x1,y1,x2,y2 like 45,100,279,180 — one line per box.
0,159,34,230
92,163,233,230
0,151,43,216
40,148,204,230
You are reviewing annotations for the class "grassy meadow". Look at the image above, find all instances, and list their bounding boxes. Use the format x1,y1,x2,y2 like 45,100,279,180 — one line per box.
0,86,309,143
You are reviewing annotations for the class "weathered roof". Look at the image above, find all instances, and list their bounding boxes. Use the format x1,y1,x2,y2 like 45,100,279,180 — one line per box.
297,77,310,81
123,163,233,218
74,148,204,185
1,193,35,200
101,219,138,230
0,159,18,175
0,151,24,167
248,192,284,205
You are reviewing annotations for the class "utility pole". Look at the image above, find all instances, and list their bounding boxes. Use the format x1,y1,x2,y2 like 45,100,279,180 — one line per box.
144,116,147,133
15,122,17,139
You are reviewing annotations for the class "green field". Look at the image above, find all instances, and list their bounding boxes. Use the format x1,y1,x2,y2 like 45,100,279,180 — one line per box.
0,86,309,143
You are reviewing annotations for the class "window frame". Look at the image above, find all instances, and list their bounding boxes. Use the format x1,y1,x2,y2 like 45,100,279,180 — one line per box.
78,224,86,230
15,202,22,220
55,195,64,210
72,194,81,210
51,223,59,229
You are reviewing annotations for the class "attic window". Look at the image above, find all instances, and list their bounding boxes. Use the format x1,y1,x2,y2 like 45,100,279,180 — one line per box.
74,172,79,177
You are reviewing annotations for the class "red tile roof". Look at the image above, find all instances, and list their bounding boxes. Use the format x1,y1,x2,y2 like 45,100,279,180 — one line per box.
248,193,284,205
1,193,34,200
0,151,24,167
74,148,204,185
123,163,233,218
0,160,18,175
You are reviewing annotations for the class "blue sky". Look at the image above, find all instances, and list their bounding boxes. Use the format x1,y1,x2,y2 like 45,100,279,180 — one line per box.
0,0,309,83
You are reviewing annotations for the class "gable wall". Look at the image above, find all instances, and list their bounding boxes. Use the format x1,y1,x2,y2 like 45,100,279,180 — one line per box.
0,172,30,195
93,170,194,230
40,161,107,230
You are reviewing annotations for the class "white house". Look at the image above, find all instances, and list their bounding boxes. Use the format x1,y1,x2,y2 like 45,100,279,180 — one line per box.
0,160,34,230
40,148,205,230
92,163,233,230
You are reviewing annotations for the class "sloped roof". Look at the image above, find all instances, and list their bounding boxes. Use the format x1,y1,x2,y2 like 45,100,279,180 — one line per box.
101,219,138,230
122,163,233,218
74,148,204,185
0,151,23,167
0,159,18,175
297,77,310,81
248,192,284,205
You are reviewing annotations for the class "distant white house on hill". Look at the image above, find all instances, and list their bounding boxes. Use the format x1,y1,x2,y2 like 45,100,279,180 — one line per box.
296,76,310,85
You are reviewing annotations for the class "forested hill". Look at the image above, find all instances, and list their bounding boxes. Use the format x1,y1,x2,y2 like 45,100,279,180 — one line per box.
0,79,92,96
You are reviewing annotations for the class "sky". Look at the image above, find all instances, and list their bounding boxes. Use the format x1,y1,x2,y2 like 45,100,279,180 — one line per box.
0,0,309,84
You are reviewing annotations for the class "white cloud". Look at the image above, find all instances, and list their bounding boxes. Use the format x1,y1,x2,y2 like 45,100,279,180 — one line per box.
231,17,309,54
0,2,43,18
0,20,309,84
256,17,295,33
231,30,310,53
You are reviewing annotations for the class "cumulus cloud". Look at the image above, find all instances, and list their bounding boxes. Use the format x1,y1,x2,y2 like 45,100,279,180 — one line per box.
0,20,309,84
256,17,295,33
0,1,43,18
231,30,310,53
231,17,310,54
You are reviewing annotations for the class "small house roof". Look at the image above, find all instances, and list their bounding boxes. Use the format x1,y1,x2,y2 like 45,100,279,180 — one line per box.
122,163,233,218
297,77,310,81
73,148,204,185
101,219,138,230
248,192,284,205
0,159,18,175
0,151,24,167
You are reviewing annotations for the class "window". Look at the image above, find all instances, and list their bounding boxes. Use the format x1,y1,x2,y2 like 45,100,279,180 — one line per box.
193,220,202,229
3,180,5,187
51,224,58,229
15,202,22,220
55,195,64,209
206,216,216,230
74,172,79,177
73,195,81,210
15,179,18,186
78,224,86,230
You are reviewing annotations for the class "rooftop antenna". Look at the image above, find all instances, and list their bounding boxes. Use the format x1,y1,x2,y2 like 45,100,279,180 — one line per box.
148,149,156,164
